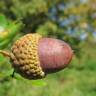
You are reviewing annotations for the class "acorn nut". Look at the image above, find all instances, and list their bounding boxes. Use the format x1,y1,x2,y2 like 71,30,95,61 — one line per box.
0,33,73,80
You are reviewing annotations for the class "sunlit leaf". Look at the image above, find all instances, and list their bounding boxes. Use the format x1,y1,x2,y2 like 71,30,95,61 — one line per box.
3,69,14,76
0,14,8,31
14,74,24,80
14,73,47,86
12,69,46,86
29,80,47,86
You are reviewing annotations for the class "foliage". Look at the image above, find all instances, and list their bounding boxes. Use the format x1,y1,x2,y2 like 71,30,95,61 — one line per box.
0,15,23,49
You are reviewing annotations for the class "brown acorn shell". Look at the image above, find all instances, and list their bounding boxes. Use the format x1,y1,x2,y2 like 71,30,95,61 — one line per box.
38,38,73,73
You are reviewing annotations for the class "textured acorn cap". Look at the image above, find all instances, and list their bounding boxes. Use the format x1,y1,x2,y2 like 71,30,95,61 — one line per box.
11,33,45,79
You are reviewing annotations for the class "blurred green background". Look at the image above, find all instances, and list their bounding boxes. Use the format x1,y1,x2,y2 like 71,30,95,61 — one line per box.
0,0,96,96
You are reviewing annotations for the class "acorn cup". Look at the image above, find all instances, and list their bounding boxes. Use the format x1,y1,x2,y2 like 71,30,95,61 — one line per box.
0,33,73,80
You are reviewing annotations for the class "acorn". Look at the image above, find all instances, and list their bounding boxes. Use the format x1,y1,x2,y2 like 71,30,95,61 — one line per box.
0,33,73,80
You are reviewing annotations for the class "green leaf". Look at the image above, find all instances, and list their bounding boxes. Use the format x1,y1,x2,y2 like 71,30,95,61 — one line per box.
14,73,47,86
0,38,10,49
14,74,24,80
6,21,23,39
29,80,47,86
0,21,23,47
0,14,8,31
3,69,14,76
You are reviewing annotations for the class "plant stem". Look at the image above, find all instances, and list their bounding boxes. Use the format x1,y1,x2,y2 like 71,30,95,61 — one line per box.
0,50,11,57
